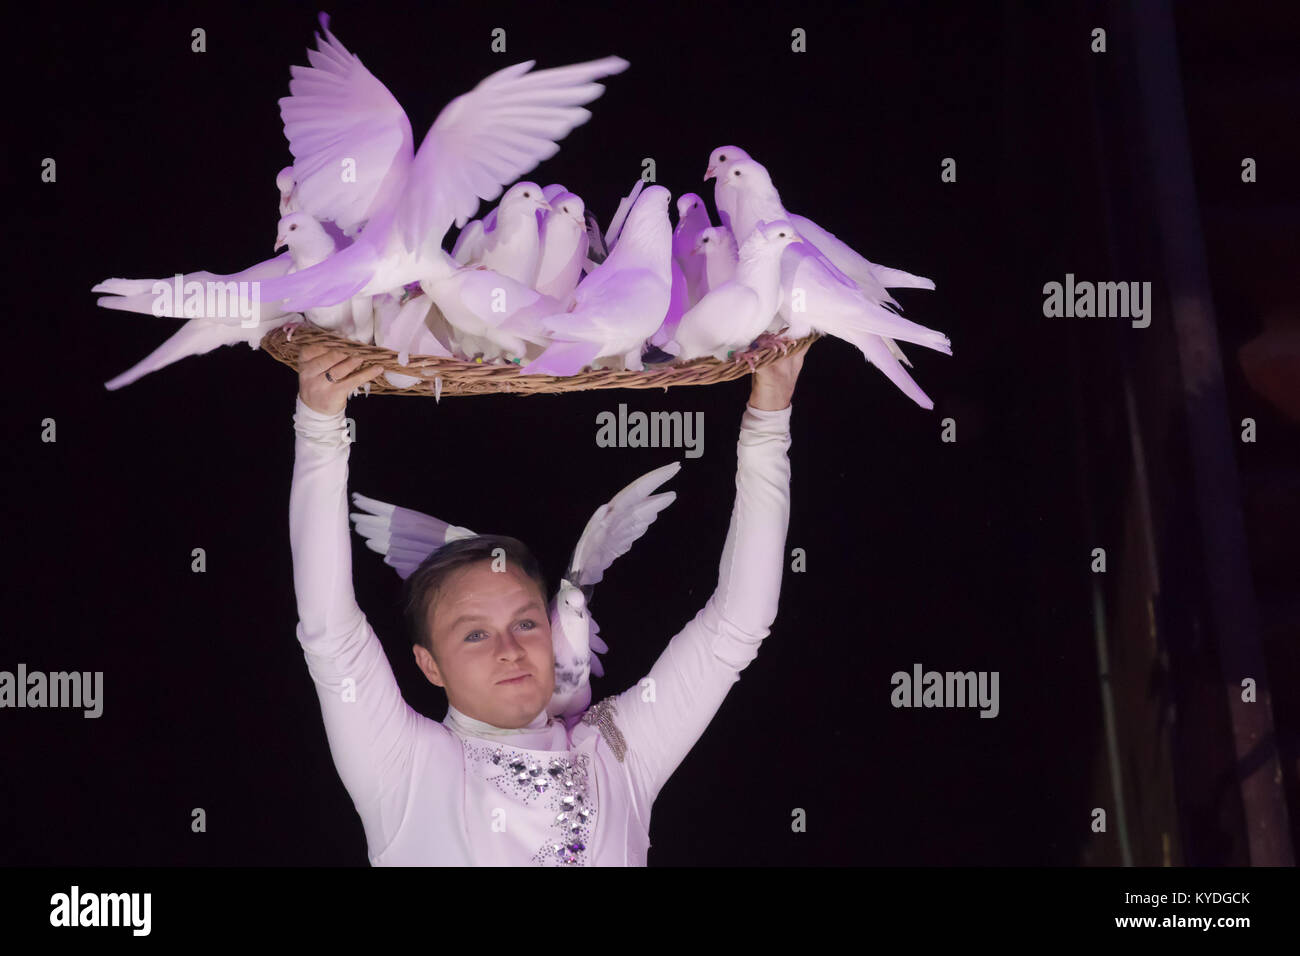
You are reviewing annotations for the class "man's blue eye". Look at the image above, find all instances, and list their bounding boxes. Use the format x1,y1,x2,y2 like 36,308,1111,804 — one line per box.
466,620,536,642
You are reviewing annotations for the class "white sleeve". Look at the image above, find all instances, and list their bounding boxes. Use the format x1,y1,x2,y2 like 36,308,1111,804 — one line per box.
289,396,424,853
602,401,793,810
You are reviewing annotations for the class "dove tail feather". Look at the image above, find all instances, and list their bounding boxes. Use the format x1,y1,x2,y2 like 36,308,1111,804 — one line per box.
841,329,935,410
520,339,603,376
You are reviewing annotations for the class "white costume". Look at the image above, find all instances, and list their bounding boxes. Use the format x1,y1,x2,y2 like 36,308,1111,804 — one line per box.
289,396,792,865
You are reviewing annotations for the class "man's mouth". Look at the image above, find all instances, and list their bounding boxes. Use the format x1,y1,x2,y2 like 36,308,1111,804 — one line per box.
497,674,531,685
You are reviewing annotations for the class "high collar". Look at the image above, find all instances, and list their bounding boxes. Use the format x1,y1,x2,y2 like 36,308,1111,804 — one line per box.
444,702,560,748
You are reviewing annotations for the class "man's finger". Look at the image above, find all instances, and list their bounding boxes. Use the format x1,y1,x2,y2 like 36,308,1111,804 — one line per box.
302,348,348,376
298,343,330,364
326,354,366,379
337,361,382,390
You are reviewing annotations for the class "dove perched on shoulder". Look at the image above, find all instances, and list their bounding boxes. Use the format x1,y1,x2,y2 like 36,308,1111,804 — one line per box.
515,184,673,375
224,14,628,317
348,461,682,720
670,220,802,362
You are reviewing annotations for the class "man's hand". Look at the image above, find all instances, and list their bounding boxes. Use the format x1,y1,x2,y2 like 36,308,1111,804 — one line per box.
749,346,807,411
298,344,387,415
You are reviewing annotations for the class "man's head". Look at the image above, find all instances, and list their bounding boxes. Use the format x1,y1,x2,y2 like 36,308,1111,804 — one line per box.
402,536,555,729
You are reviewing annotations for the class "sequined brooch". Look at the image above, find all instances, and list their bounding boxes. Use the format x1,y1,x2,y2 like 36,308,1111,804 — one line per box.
580,696,628,763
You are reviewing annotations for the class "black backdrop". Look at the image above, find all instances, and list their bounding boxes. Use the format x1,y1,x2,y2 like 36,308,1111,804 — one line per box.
2,0,1291,866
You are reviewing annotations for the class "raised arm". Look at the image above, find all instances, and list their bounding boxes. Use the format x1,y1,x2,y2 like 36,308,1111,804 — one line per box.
604,350,805,811
289,347,418,839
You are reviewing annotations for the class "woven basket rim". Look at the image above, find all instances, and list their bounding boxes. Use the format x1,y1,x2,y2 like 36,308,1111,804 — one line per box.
261,323,820,397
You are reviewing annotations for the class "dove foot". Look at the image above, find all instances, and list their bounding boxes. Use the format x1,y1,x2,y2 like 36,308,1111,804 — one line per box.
751,331,795,355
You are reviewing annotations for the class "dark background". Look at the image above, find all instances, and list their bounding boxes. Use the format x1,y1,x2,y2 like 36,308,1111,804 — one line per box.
3,0,1297,866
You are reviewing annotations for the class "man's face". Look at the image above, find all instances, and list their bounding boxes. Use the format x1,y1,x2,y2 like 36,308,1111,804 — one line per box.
414,561,555,729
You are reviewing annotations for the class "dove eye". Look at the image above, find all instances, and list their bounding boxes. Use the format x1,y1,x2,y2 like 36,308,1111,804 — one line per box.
289,224,297,231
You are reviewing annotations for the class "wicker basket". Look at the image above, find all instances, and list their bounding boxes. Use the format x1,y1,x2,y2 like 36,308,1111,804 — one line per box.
261,324,820,397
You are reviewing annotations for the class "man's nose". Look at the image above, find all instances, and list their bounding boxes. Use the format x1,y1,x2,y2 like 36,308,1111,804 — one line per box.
497,632,527,657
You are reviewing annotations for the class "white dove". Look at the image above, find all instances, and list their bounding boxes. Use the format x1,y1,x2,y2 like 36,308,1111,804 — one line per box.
94,250,298,389
775,242,951,408
348,461,682,719
694,225,738,297
706,146,935,366
274,212,374,343
670,220,802,363
535,191,589,301
647,256,688,353
708,152,951,408
476,181,570,238
673,192,712,307
374,290,455,361
513,184,673,375
707,144,935,294
421,266,561,363
451,182,551,285
229,14,628,317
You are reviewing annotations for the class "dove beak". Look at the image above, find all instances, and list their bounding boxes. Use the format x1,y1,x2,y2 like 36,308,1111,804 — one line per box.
538,198,553,212
704,166,716,181
274,236,287,252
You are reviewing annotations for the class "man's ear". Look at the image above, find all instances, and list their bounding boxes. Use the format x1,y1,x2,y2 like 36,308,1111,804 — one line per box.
413,643,445,687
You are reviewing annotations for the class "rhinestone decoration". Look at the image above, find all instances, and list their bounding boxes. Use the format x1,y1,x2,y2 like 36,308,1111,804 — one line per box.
580,696,628,763
462,740,597,866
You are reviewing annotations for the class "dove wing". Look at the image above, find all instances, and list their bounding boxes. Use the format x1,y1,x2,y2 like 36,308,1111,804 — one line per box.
349,493,477,580
788,213,936,291
396,56,629,251
541,268,665,342
566,462,681,588
451,220,488,264
278,14,414,235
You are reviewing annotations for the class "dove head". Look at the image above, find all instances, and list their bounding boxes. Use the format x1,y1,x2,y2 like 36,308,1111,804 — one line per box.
720,158,773,195
554,581,590,655
704,145,752,180
692,226,736,257
274,212,328,254
676,193,703,220
403,535,557,730
501,182,552,215
548,191,585,225
743,219,802,258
